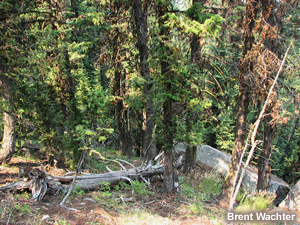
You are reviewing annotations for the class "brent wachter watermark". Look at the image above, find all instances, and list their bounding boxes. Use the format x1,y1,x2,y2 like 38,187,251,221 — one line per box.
226,211,297,223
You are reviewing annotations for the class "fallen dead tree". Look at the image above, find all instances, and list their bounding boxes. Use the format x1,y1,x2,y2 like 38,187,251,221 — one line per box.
0,152,183,201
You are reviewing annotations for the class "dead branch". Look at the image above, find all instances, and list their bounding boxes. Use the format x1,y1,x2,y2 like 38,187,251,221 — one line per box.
0,153,184,201
228,41,292,210
60,152,85,206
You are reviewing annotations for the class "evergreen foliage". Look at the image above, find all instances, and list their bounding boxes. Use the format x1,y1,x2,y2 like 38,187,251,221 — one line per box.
0,0,299,186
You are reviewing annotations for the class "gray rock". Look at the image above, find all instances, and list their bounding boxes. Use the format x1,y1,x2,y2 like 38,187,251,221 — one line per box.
279,180,300,211
175,143,290,204
196,145,231,176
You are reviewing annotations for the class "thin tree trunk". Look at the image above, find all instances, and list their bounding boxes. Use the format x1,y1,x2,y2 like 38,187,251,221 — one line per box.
142,110,147,156
162,98,176,193
116,78,126,155
133,0,156,161
183,0,203,173
218,79,249,207
184,111,197,174
184,145,197,174
157,1,177,193
0,74,17,164
126,107,133,157
111,3,127,155
257,105,276,191
283,115,299,156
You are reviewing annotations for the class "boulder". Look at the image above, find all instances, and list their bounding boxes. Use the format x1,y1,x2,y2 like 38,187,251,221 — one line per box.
279,180,300,211
175,143,290,204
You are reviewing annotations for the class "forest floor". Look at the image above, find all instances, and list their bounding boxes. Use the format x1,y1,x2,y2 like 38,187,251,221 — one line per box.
0,155,226,225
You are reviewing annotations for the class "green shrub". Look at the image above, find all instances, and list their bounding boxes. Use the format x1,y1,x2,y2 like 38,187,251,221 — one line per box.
71,186,85,198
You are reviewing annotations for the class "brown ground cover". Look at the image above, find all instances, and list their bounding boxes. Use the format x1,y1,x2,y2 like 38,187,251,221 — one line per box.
0,157,224,225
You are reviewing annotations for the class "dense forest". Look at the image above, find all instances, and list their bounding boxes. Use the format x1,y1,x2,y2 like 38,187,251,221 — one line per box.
0,0,299,207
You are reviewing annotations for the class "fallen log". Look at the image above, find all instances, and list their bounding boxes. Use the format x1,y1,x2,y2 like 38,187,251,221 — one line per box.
0,167,48,201
0,154,183,201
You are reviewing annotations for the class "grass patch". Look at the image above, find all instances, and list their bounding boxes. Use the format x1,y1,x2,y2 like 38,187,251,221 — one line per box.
180,170,224,221
198,171,224,195
236,190,276,211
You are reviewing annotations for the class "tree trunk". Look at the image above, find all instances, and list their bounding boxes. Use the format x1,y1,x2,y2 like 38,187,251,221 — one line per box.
218,79,249,207
133,0,156,161
183,0,203,173
162,98,177,193
256,0,283,190
116,76,126,155
257,105,276,190
218,0,258,208
0,74,17,164
111,4,127,155
283,115,299,162
125,108,133,157
183,111,197,174
157,1,177,193
184,145,197,174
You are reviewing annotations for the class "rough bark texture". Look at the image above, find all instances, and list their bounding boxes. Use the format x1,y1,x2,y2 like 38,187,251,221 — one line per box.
218,80,249,207
218,0,258,208
257,105,276,191
133,0,156,160
190,0,203,64
256,0,283,191
0,74,17,164
162,99,176,193
111,3,127,155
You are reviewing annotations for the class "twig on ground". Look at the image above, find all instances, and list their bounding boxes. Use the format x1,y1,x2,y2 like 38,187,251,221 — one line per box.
61,205,81,212
144,200,155,205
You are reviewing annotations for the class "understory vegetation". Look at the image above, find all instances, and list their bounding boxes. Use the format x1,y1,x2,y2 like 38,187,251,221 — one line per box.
0,148,283,224
1,0,300,220
0,152,227,225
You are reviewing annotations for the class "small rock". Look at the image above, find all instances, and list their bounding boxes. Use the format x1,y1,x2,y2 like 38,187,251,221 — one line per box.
42,215,51,221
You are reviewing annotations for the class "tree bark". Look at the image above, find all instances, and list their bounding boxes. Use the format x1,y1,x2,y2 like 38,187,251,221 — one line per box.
184,145,197,174
111,3,127,155
218,79,249,207
0,74,17,164
133,0,156,161
218,0,259,208
183,0,203,173
125,107,133,157
183,111,197,174
257,105,276,190
162,98,176,192
257,0,283,191
157,1,177,193
115,68,127,155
